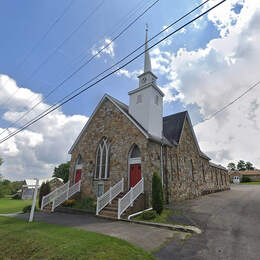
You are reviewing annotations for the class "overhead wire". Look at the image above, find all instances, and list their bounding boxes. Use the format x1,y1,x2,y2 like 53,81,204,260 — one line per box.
0,0,226,144
0,0,160,137
193,80,260,127
0,0,75,108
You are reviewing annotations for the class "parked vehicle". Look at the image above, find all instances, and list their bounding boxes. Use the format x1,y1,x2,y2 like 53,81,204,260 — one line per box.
233,176,240,184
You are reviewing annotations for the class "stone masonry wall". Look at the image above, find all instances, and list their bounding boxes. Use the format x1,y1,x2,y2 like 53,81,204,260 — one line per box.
69,98,160,207
69,98,229,207
165,118,230,203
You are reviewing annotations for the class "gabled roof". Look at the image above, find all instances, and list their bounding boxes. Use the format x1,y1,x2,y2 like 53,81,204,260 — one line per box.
163,111,187,144
68,94,150,154
24,177,63,187
68,94,210,160
209,162,227,171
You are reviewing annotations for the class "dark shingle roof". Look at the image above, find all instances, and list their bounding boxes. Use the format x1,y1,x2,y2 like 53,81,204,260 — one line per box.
163,111,187,144
110,95,188,146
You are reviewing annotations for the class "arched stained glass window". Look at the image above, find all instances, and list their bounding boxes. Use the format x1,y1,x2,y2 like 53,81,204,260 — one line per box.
95,137,110,179
130,145,141,158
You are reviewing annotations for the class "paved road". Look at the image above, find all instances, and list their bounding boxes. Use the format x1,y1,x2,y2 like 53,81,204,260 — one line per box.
155,185,260,260
14,211,185,251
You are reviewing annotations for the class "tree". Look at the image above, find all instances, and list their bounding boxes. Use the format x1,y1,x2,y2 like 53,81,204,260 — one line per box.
0,158,3,166
52,162,70,183
237,160,246,171
152,172,164,215
227,162,236,171
39,182,51,208
245,161,254,170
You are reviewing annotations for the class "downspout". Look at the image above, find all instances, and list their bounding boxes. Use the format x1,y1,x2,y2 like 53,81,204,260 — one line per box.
160,142,164,186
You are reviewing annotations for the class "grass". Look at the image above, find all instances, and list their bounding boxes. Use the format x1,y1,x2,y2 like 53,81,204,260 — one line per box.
0,197,36,214
132,209,172,224
0,216,155,260
240,182,260,185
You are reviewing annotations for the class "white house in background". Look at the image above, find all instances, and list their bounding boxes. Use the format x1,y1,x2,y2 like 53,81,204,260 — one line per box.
22,177,63,200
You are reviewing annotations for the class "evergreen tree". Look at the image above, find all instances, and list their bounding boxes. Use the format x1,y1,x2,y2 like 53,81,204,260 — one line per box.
152,172,164,215
38,182,51,209
237,160,246,171
227,162,236,171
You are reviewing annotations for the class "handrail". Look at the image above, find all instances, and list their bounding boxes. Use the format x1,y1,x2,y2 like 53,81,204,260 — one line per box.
41,181,70,210
96,178,124,215
52,180,81,211
118,178,144,219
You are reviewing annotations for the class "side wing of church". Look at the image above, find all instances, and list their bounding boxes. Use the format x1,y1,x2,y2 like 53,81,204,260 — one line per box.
68,27,230,213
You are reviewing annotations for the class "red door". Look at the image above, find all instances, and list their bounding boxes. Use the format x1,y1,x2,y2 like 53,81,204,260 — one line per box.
75,169,82,183
130,164,141,188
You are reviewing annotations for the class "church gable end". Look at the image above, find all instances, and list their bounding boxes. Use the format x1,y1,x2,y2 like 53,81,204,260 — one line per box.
69,96,149,198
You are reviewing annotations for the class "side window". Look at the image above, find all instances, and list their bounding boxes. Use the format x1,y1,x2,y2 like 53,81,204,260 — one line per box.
137,94,142,104
95,137,110,179
190,159,194,181
155,95,159,105
97,183,104,197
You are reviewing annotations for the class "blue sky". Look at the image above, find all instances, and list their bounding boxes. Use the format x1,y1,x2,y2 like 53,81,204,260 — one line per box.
0,0,217,122
1,0,260,180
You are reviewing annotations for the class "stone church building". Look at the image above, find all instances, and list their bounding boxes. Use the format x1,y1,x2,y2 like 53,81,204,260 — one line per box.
68,29,230,209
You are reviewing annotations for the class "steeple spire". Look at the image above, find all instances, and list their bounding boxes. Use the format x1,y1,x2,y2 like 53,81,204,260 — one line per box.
144,24,152,73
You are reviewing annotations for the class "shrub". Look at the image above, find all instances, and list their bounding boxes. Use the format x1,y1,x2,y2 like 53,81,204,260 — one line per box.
62,199,76,207
241,176,251,183
23,205,39,213
152,172,164,215
22,205,32,213
73,197,96,212
38,182,51,209
12,194,21,200
141,210,157,220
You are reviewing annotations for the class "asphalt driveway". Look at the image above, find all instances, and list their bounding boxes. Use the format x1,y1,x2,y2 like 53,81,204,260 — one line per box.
155,185,260,260
13,210,185,252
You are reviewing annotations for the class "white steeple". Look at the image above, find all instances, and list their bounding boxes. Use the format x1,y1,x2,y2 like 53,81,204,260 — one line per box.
144,24,152,73
128,25,164,139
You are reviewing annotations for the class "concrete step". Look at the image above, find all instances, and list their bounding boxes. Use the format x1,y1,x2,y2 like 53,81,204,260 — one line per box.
99,210,118,218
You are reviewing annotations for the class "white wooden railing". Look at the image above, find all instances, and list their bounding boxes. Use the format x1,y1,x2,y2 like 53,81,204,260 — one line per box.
96,178,124,215
118,178,144,219
41,181,70,210
41,180,81,211
52,180,81,211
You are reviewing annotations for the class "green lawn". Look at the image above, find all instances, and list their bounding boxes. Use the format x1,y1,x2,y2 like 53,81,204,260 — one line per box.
240,182,260,185
132,209,172,224
0,216,155,260
0,197,34,214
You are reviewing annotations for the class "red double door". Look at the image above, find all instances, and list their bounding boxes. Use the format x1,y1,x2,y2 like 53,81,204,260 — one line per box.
130,164,141,188
75,169,82,183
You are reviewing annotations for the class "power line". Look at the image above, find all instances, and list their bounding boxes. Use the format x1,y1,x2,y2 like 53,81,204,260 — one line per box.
0,0,159,137
0,0,226,144
20,0,105,94
193,80,260,127
71,0,155,66
0,0,75,108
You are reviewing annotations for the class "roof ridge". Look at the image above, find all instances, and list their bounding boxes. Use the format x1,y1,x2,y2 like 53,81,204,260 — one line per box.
163,110,187,119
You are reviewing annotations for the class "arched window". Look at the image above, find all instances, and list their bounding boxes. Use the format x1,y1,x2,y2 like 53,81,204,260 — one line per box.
74,155,83,183
130,145,141,158
202,162,206,182
95,137,110,179
190,159,194,181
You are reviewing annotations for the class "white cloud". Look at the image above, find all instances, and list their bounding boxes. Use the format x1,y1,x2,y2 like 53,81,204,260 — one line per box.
116,69,142,80
91,38,115,58
117,0,260,168
168,0,260,167
0,75,88,180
